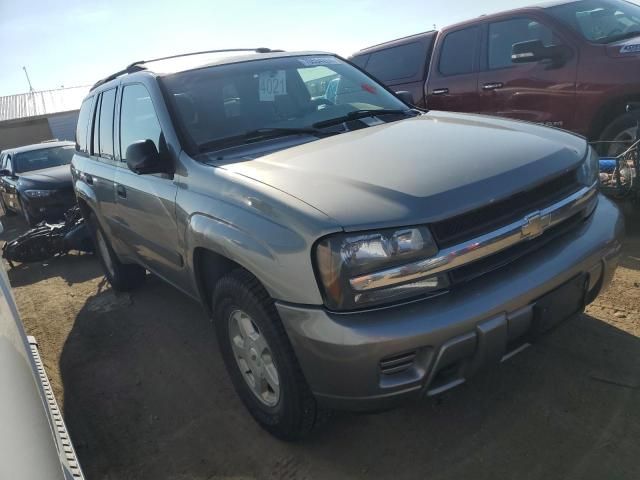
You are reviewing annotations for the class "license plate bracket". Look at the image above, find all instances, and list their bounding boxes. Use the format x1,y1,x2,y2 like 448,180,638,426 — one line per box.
532,274,588,336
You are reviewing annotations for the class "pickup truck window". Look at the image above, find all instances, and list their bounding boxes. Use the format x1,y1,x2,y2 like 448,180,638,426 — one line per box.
76,96,94,154
365,42,424,82
439,27,478,76
488,18,555,69
548,0,640,44
120,84,163,161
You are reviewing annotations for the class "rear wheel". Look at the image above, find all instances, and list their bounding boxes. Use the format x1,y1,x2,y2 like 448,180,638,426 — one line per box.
599,111,640,156
212,269,320,441
86,212,146,291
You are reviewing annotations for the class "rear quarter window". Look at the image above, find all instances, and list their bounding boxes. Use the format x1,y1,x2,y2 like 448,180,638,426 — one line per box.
75,96,95,153
364,42,426,82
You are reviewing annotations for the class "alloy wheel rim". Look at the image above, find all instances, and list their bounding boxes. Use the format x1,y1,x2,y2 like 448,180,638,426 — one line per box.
608,126,638,156
228,309,280,407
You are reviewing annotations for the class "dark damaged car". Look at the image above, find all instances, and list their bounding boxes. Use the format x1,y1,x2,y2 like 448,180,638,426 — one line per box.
0,141,76,226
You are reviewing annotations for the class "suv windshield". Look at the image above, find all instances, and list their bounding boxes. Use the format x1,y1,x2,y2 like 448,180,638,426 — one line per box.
14,146,74,173
162,55,410,152
548,0,640,44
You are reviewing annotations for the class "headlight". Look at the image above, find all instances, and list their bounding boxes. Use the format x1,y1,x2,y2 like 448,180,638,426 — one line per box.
578,146,599,186
314,226,449,310
24,189,54,198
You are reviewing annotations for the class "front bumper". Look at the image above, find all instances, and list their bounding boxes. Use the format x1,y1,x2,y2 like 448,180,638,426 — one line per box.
277,196,624,411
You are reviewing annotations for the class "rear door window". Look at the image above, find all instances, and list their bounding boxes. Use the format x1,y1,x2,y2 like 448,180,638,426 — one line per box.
98,89,117,159
350,54,369,69
439,27,479,76
488,18,556,69
365,42,425,82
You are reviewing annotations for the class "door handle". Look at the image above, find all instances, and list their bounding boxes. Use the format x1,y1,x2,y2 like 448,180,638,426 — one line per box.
482,82,504,91
116,184,127,199
432,88,449,95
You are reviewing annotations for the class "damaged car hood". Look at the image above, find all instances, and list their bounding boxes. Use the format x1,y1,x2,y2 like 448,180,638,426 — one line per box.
213,112,588,230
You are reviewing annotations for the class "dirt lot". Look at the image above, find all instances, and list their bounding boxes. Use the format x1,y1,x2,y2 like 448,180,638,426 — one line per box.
2,204,639,480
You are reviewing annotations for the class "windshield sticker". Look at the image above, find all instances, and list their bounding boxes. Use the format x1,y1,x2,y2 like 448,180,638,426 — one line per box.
298,56,341,67
259,70,287,102
620,43,640,54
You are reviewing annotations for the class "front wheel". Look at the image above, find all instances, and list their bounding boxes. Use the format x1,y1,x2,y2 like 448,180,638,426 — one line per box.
599,111,640,156
212,269,320,441
86,212,146,291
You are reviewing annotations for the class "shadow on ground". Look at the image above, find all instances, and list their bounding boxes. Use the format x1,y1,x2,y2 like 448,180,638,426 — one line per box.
59,274,640,480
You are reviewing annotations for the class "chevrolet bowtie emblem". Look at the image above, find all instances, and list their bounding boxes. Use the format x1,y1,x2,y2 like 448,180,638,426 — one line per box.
521,211,545,239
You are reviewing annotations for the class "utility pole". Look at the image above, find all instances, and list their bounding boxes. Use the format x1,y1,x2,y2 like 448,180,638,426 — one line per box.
22,66,34,92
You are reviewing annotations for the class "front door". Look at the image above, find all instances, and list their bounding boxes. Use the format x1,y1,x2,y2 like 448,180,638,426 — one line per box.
477,16,578,131
113,83,181,283
426,26,481,113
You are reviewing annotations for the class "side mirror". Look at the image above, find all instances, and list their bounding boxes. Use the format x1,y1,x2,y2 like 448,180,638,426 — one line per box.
512,40,570,65
395,90,415,106
0,169,11,177
125,140,168,175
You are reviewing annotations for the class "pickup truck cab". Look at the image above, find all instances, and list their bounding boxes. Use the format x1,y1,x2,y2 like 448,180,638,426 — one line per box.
72,48,623,440
351,0,640,155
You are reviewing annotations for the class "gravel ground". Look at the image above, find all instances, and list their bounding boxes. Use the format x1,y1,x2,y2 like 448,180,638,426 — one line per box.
1,204,639,480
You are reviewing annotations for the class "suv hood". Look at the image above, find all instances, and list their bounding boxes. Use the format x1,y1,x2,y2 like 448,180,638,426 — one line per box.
215,112,588,231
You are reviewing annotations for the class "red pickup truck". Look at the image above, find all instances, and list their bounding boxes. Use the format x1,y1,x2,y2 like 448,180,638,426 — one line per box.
350,0,640,155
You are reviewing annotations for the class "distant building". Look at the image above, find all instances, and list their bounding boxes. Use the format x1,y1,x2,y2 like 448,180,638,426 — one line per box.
0,86,90,150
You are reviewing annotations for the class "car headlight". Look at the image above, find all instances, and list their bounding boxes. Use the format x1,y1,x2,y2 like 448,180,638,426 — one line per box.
314,226,449,310
578,146,599,186
24,189,54,198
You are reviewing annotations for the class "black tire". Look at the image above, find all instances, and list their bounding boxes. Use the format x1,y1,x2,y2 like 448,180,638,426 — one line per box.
212,269,320,441
86,212,146,291
598,111,640,156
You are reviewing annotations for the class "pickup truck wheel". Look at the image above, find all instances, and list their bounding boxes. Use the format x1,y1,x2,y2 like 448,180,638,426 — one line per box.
87,213,146,291
212,269,320,441
599,111,640,156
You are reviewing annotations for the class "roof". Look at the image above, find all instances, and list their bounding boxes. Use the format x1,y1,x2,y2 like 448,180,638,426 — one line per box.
353,31,437,55
444,0,578,31
91,50,334,92
1,140,74,155
0,86,90,123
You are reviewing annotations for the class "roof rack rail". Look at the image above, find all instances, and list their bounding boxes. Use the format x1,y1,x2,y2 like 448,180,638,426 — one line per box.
90,48,281,91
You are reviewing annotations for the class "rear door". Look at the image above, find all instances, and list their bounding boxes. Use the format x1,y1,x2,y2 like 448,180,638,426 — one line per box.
426,26,481,112
113,83,180,282
476,15,578,129
86,89,119,228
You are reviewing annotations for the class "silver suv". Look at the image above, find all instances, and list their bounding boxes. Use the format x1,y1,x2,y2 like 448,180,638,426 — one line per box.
71,48,623,440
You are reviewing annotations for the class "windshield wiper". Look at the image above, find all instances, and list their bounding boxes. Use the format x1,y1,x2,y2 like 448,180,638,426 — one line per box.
312,109,419,129
198,127,329,153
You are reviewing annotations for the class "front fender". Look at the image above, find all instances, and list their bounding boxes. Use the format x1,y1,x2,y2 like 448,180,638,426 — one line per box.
184,211,324,305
